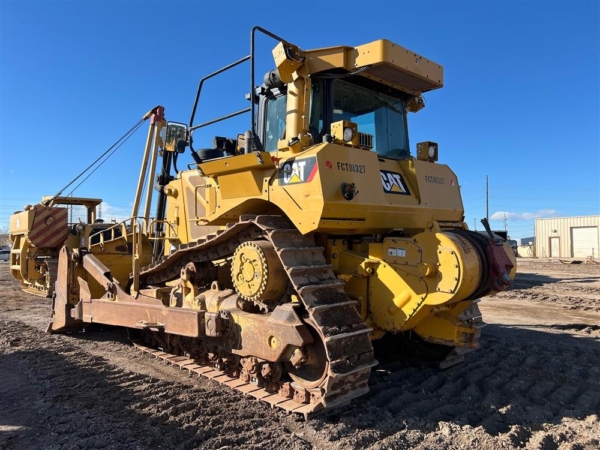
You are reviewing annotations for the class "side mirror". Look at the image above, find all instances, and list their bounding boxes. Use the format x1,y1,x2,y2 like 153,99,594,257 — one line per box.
165,122,188,153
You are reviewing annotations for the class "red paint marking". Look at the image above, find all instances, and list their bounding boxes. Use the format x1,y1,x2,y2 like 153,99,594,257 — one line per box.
30,209,67,236
29,207,68,247
30,223,67,248
325,160,333,169
306,164,319,182
40,227,68,248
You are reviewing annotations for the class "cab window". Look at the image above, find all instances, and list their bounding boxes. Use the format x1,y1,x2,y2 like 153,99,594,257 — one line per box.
264,95,287,152
332,79,409,159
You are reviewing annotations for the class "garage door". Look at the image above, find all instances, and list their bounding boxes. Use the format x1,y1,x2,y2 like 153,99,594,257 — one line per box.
571,227,599,258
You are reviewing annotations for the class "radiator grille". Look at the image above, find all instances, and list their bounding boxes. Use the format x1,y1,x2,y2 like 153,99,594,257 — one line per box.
359,132,373,149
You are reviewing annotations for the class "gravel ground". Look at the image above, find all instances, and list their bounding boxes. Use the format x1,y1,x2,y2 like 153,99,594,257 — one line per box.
1,259,599,450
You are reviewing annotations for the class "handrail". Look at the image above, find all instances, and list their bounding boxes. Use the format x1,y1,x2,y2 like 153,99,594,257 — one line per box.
249,27,288,150
88,217,177,283
188,26,290,153
89,219,135,251
189,55,251,130
147,219,178,240
190,107,251,132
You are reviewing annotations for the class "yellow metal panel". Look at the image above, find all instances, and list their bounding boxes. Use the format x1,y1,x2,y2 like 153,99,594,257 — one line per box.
304,45,352,73
412,159,463,213
167,135,467,243
412,303,479,348
383,238,421,266
436,248,460,294
301,40,443,95
273,42,304,83
368,259,427,332
358,230,484,333
198,152,274,176
269,150,325,234
353,40,443,93
176,143,465,236
218,171,263,199
165,177,191,245
397,158,421,200
41,196,103,209
9,210,33,234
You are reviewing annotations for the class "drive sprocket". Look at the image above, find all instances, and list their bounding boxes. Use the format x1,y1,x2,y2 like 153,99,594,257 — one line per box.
231,240,287,302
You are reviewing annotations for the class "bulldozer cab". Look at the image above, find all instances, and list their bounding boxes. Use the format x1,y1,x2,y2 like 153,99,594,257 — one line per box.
150,27,452,247
259,75,412,159
182,27,442,166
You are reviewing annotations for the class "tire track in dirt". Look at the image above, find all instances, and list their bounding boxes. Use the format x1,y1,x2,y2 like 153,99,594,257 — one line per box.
498,260,600,314
290,329,600,450
0,319,303,450
1,262,599,450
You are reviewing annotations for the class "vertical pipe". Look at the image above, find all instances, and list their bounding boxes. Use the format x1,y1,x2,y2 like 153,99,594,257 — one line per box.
286,77,304,147
143,122,162,221
131,220,139,298
152,150,173,262
142,107,165,222
250,28,256,141
131,122,156,218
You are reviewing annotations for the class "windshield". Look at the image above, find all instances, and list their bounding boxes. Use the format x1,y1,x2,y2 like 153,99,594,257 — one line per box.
332,79,409,158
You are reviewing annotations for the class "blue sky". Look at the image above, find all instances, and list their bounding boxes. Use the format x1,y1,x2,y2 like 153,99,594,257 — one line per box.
1,0,598,242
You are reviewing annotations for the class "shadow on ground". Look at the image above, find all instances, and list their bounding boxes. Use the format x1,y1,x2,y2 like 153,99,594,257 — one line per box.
310,325,599,444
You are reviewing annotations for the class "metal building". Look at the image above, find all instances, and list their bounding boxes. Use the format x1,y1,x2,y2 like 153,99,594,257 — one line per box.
535,216,600,259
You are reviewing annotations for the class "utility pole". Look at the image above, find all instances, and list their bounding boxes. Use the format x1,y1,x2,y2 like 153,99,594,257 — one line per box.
503,214,507,232
486,175,489,222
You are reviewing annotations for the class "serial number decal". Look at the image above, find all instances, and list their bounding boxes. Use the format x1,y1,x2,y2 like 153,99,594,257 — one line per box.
279,157,318,185
424,175,445,184
388,247,406,257
380,170,410,195
336,162,366,174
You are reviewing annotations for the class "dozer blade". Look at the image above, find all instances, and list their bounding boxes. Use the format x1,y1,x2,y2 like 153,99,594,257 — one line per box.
46,246,86,333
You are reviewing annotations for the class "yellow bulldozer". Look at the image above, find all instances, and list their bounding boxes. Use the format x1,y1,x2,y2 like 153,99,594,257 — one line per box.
44,27,515,417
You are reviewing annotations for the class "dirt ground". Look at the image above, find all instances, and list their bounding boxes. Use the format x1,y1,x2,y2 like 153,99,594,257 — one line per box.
1,259,598,450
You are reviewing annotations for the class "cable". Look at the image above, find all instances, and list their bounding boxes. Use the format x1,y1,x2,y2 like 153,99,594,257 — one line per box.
47,117,146,204
64,120,146,197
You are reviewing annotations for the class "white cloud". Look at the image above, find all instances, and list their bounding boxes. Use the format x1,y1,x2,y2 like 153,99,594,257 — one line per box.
491,209,559,220
99,202,131,223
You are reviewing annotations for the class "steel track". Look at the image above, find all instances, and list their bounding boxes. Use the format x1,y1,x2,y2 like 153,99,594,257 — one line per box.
134,215,377,417
22,258,58,298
